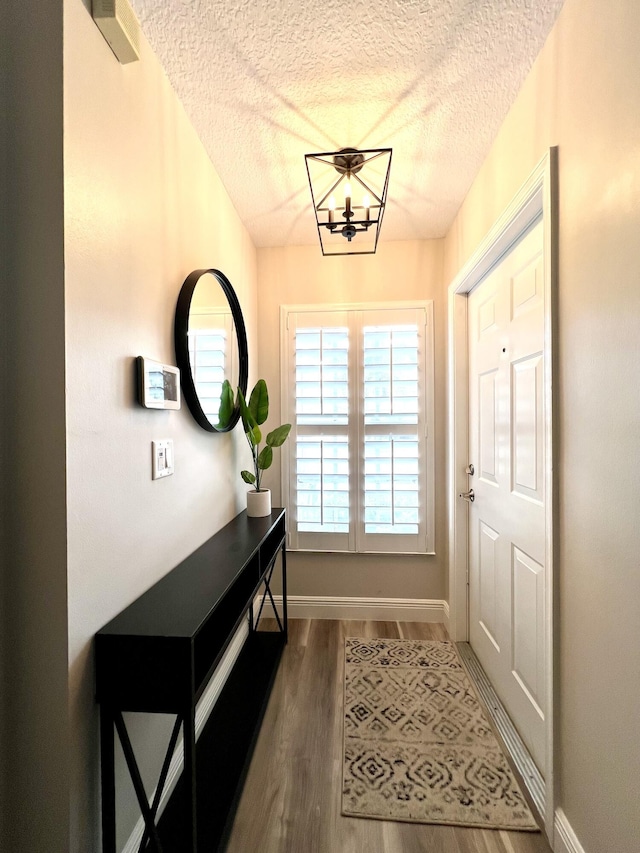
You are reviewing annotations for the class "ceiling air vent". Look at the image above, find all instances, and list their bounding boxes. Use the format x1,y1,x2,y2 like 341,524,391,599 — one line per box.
92,0,140,64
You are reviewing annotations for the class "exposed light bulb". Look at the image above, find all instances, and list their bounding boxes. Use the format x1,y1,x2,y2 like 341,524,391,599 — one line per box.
328,195,336,224
362,194,371,222
343,180,352,200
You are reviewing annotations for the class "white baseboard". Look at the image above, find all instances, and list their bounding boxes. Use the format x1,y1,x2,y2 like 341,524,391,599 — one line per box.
442,598,450,629
554,809,586,853
121,619,249,853
268,595,448,624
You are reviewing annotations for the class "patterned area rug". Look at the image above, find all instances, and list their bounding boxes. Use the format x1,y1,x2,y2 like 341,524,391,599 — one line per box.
342,638,538,831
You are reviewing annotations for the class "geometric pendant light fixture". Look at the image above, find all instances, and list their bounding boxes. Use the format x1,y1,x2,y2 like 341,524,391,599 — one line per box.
304,147,392,256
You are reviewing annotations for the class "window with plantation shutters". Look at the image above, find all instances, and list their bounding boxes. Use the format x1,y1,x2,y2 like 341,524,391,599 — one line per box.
281,303,434,554
188,311,236,422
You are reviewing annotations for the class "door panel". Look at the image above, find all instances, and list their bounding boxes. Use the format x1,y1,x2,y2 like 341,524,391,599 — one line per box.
468,221,546,774
511,354,543,501
479,370,498,484
479,521,500,650
511,253,543,319
512,545,545,715
478,292,498,334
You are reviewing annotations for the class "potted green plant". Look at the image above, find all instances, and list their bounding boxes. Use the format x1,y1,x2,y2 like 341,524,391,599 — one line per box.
237,379,291,517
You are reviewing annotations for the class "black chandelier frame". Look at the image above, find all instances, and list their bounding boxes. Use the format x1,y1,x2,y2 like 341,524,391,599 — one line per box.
304,147,392,256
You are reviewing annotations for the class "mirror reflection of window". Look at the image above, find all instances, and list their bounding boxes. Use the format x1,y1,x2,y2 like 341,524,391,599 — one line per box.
187,271,239,425
188,311,237,423
178,268,247,432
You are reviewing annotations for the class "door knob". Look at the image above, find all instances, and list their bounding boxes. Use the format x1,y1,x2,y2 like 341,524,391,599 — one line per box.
459,489,475,502
466,463,475,475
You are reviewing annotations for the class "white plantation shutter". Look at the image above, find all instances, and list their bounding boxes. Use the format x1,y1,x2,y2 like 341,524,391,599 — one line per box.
360,309,426,552
296,435,350,531
282,303,434,554
188,329,226,419
286,311,354,551
188,310,236,422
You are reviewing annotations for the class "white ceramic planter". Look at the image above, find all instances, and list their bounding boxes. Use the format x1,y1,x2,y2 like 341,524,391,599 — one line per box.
246,488,271,517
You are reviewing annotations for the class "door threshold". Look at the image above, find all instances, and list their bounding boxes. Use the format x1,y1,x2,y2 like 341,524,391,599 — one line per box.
456,642,545,823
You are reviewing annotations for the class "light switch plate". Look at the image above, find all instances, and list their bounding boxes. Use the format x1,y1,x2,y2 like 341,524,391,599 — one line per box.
152,439,174,480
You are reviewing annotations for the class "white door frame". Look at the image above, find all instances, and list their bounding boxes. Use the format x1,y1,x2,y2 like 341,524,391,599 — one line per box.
447,148,558,837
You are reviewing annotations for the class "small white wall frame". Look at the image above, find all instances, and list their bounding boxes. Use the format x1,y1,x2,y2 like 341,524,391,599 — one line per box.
446,147,558,838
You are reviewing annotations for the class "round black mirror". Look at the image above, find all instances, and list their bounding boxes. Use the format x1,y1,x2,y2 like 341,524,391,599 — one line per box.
174,269,248,432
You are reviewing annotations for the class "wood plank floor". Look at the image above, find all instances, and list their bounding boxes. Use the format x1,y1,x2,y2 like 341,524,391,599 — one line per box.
225,619,552,853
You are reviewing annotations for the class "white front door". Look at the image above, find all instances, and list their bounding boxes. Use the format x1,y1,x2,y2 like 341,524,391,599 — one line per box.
467,220,547,774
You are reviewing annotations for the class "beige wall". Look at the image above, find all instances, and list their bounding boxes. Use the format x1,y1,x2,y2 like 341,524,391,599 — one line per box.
1,1,259,850
444,0,640,849
257,241,447,601
2,2,70,852
64,3,259,848
0,1,8,846
5,0,640,850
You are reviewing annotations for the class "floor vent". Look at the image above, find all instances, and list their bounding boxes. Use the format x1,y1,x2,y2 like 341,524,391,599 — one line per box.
456,642,545,818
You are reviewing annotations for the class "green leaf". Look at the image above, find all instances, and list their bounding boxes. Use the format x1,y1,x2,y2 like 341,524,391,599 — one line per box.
216,380,234,428
248,379,269,425
237,387,258,444
237,388,252,424
257,445,273,471
241,470,256,485
266,423,291,448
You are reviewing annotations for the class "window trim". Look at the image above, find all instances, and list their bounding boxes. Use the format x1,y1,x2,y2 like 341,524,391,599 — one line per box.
280,301,435,555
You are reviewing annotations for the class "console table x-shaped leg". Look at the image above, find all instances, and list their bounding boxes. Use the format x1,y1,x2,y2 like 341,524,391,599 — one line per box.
101,704,196,853
251,548,287,639
100,542,287,853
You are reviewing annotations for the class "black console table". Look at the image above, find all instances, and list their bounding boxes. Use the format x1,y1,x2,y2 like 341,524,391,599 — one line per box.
96,508,287,853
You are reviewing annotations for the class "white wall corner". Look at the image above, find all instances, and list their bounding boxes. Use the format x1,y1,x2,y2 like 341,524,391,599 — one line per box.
554,809,587,853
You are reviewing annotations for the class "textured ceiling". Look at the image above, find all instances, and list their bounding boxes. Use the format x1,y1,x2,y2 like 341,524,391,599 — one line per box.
130,0,565,247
